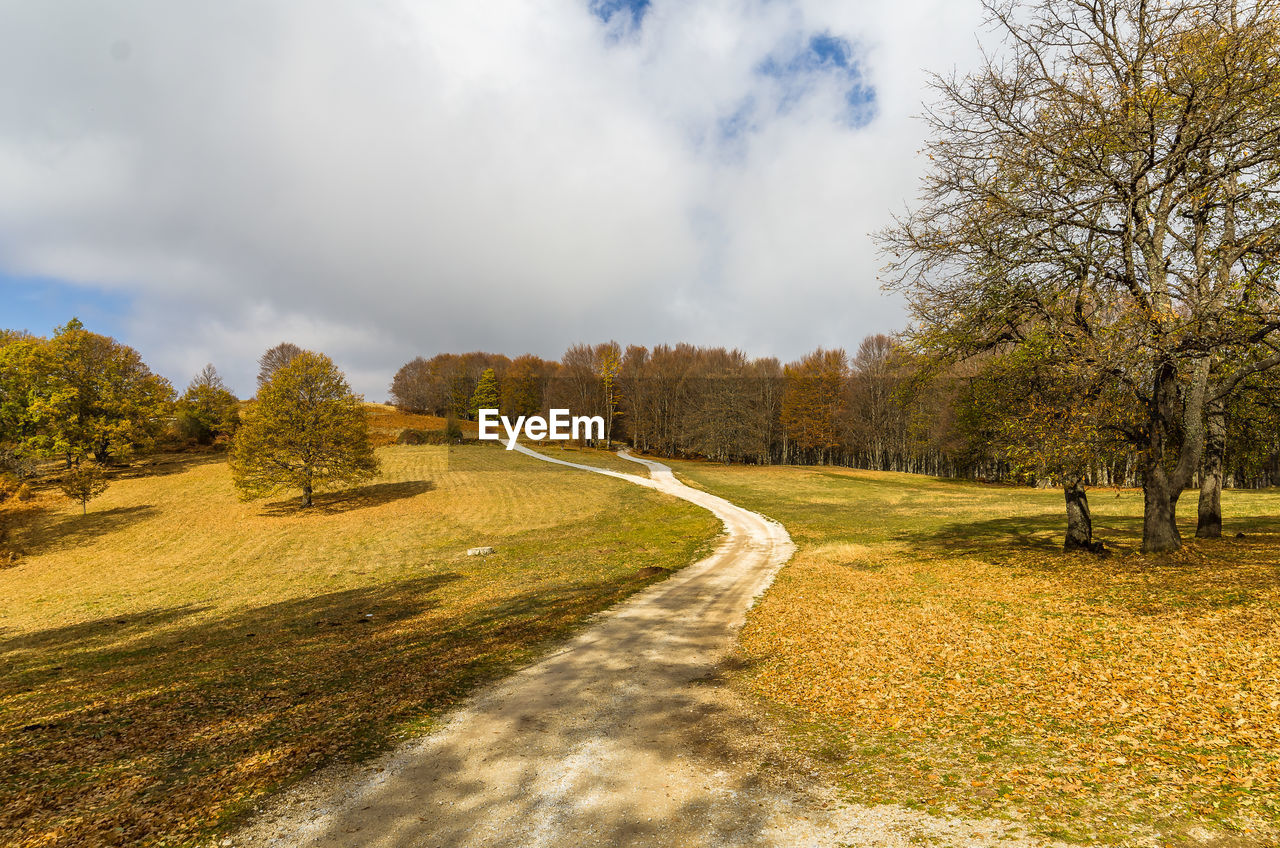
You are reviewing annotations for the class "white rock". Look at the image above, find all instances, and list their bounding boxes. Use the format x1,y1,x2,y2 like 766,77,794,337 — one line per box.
466,546,496,556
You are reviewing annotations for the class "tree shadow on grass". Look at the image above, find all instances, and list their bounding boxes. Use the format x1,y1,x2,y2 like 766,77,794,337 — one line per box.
13,504,159,556
905,511,1072,556
0,604,209,657
916,506,1280,562
907,510,1280,615
0,564,676,848
114,452,228,480
260,480,435,516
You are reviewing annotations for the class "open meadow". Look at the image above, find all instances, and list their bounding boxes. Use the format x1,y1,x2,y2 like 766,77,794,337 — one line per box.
670,461,1280,846
0,438,720,847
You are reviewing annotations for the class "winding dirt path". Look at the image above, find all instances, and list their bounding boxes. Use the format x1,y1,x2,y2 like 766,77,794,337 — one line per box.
238,448,1054,847
238,447,809,846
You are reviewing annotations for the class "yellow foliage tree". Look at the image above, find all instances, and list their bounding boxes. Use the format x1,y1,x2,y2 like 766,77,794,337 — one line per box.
230,351,379,508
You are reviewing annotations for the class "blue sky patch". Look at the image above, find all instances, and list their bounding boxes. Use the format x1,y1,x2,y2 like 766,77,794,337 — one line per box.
757,32,877,127
807,33,853,69
590,0,651,26
717,96,759,143
0,272,131,339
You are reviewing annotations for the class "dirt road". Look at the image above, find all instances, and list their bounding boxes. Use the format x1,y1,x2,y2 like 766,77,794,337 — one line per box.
237,448,1052,847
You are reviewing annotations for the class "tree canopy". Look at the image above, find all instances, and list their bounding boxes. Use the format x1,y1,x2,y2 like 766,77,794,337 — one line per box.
1,319,174,467
230,351,379,508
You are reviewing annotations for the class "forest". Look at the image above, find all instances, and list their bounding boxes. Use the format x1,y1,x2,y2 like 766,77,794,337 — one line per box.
389,337,1280,487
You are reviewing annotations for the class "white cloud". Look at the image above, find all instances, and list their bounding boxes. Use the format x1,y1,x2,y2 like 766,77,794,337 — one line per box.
0,0,984,397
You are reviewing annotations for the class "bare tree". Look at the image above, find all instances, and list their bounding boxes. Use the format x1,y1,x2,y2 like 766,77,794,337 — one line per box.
881,0,1280,551
257,342,303,389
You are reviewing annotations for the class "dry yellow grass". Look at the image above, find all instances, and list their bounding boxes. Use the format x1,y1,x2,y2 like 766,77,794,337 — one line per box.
669,462,1280,846
0,444,720,847
362,404,479,447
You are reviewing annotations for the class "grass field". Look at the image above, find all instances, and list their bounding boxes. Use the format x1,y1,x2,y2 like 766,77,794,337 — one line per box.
0,441,720,847
527,443,651,476
667,461,1280,846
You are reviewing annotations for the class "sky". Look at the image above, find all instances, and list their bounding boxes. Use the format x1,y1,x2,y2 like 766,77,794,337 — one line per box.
0,0,985,399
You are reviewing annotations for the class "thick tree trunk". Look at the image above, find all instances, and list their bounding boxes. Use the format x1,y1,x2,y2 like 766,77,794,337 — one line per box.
301,480,313,509
1142,469,1182,553
1063,477,1097,552
1140,358,1210,553
1196,398,1225,538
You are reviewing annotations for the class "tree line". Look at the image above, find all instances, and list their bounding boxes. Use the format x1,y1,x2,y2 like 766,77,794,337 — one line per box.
390,336,1280,487
1,326,375,513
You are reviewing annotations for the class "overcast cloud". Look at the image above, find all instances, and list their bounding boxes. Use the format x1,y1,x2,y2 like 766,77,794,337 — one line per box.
0,0,984,397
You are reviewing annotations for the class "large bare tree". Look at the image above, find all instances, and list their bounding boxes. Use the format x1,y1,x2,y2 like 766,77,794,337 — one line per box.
881,0,1280,551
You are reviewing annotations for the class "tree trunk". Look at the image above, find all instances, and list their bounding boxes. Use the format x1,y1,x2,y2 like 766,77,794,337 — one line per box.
301,480,313,509
1140,358,1209,553
1063,477,1096,552
1196,398,1225,538
1142,469,1182,553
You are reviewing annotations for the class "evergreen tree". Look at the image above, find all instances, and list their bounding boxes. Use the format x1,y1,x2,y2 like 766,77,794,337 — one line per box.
230,351,379,508
468,368,500,419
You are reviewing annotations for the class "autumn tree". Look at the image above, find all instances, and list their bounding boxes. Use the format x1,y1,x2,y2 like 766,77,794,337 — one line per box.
746,356,784,465
1197,360,1280,534
881,0,1280,552
628,344,700,456
598,343,621,449
845,335,914,471
502,354,553,417
555,344,603,434
230,351,379,508
23,320,174,466
548,342,621,445
781,349,848,464
175,364,240,445
964,340,1134,551
1217,366,1280,488
256,342,303,389
684,348,775,463
0,331,42,476
389,356,435,413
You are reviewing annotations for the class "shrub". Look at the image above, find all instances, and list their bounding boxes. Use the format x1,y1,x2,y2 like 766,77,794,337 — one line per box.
396,428,428,446
445,413,464,442
0,475,17,504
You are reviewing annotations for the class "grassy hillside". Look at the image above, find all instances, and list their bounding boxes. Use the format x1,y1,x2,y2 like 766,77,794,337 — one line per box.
669,462,1280,846
0,443,720,847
